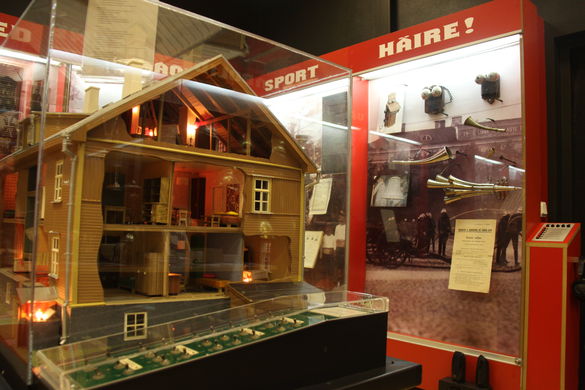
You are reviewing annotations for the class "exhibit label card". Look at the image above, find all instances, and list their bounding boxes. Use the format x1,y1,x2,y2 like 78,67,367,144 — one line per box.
304,231,324,269
448,219,497,293
309,178,332,215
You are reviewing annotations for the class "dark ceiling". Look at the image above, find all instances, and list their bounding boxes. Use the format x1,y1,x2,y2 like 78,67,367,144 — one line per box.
3,1,584,53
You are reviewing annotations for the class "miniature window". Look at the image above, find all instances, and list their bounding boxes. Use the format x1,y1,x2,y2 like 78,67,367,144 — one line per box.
252,178,271,213
50,236,59,278
124,312,148,340
54,160,63,202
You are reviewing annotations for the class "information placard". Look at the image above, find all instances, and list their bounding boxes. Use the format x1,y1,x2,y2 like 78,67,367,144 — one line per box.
448,219,497,293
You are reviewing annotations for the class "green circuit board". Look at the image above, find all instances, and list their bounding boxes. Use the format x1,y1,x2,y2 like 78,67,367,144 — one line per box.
67,311,335,389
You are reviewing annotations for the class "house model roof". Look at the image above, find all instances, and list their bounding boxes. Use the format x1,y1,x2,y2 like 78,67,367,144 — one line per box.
48,55,318,173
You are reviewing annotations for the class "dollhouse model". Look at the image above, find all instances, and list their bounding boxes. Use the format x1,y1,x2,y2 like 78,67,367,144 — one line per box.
0,55,317,343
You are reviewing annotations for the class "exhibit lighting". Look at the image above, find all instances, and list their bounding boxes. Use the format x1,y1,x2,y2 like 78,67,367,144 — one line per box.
278,115,350,131
369,130,422,146
474,155,504,165
360,34,521,80
266,78,350,104
509,166,525,173
242,271,253,283
187,123,197,146
130,106,141,135
0,48,47,63
19,301,56,322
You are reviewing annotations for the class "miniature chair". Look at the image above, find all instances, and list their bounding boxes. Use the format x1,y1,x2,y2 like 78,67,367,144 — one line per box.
204,215,221,227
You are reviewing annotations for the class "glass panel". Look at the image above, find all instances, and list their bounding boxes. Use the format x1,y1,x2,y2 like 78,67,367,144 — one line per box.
35,292,388,390
361,35,523,356
0,0,350,385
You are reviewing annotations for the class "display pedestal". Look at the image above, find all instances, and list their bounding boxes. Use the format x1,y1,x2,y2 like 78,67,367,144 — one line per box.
525,223,581,390
300,357,421,390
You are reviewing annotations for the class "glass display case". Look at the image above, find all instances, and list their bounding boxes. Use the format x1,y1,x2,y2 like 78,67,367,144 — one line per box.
361,35,524,356
0,0,351,385
35,291,388,389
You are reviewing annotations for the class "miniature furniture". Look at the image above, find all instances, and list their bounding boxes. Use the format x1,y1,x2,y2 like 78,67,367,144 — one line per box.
177,210,189,226
205,215,221,227
135,253,165,296
167,273,181,295
104,206,125,224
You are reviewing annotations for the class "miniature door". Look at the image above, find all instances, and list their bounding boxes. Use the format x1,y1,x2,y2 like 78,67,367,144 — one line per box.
132,232,168,296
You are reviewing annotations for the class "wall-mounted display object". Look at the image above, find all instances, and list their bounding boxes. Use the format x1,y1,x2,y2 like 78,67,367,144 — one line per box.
371,173,409,207
363,34,524,358
421,85,453,116
427,174,522,204
475,72,501,103
379,85,406,134
463,116,506,132
391,146,453,165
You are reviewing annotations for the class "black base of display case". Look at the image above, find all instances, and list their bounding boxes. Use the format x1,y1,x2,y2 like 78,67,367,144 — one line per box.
97,311,388,390
31,310,404,390
299,357,421,390
438,377,492,390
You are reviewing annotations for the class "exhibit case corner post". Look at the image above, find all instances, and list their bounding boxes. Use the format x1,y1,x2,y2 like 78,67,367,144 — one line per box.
0,0,351,386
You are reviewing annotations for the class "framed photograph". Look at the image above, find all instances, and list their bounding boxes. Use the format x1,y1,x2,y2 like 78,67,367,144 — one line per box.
370,173,409,207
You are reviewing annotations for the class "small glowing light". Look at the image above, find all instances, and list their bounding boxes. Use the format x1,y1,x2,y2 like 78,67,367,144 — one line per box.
187,124,197,146
242,271,253,283
132,106,140,114
34,309,49,322
21,303,55,322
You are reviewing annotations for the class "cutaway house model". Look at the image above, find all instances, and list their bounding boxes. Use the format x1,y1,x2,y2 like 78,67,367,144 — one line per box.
0,55,317,344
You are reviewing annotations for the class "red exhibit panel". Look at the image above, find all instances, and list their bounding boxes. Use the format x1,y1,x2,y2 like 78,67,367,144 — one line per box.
348,77,368,292
322,0,522,74
525,223,581,390
388,338,521,389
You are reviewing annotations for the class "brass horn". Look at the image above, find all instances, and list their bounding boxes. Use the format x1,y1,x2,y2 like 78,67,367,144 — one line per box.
392,147,453,165
463,116,506,132
427,179,472,189
447,175,498,189
427,174,522,203
444,193,485,204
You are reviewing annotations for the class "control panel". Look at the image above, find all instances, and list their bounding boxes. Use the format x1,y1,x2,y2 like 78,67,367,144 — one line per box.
533,223,575,242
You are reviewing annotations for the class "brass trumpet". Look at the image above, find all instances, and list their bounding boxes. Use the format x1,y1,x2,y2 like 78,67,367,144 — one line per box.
426,174,521,203
392,146,452,165
463,116,506,132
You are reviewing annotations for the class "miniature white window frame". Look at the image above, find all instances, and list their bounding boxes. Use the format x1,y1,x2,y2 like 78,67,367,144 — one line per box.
252,178,271,213
54,160,64,202
124,312,148,341
49,236,59,279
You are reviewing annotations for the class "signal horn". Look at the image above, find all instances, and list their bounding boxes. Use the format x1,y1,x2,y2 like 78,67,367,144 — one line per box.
392,147,453,165
463,116,506,132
